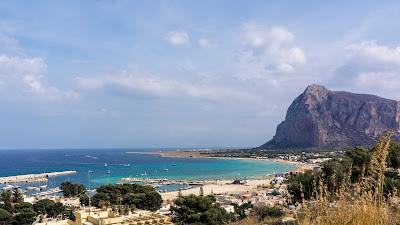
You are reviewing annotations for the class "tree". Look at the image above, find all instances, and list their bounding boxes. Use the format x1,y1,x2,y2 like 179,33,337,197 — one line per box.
388,142,400,169
79,193,90,206
171,194,233,225
345,147,371,182
14,202,33,212
0,191,13,213
11,208,37,225
60,182,86,198
33,199,55,215
287,171,317,202
142,192,162,211
0,208,11,225
93,183,161,211
11,188,23,204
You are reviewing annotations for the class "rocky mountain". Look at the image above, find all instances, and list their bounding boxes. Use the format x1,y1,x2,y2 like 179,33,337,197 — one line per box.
261,84,400,149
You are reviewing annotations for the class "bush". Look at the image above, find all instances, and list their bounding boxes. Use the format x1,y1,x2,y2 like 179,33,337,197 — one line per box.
254,206,284,221
171,194,234,225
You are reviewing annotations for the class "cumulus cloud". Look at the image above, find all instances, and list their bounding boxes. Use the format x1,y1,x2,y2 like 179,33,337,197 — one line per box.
333,41,400,99
345,41,400,65
76,70,255,102
0,54,79,100
164,31,189,45
234,23,306,79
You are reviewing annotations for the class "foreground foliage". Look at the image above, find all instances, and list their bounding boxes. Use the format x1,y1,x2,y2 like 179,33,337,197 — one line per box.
293,131,400,225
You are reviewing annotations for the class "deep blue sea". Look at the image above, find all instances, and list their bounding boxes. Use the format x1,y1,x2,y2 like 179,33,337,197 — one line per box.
0,149,295,191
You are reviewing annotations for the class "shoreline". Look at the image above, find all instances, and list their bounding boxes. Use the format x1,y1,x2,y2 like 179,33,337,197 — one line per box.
160,178,273,201
158,150,314,174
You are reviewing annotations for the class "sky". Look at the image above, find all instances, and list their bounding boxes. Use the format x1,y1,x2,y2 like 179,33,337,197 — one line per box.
1,0,400,149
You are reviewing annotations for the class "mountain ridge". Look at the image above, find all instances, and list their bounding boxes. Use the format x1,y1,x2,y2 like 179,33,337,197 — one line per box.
260,84,400,149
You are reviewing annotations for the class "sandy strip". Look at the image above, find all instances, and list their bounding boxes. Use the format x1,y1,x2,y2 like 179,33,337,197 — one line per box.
161,179,271,201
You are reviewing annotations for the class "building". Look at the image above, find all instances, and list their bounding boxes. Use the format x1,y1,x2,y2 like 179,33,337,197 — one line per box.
71,208,173,225
34,208,173,225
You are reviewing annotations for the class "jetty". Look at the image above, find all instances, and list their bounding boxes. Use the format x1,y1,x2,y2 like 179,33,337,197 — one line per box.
0,171,77,184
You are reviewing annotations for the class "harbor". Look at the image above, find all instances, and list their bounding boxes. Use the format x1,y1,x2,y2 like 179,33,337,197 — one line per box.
0,170,77,184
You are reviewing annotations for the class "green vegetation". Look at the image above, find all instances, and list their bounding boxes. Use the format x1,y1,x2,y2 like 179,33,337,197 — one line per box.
254,205,284,221
290,132,400,225
233,202,252,220
91,183,162,211
0,208,12,225
171,194,234,225
60,181,86,198
287,141,400,202
0,191,75,225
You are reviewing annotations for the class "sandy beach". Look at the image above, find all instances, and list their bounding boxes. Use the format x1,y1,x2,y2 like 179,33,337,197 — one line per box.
161,179,272,201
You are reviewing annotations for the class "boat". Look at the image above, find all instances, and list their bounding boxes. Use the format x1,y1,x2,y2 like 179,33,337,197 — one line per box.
85,155,98,160
163,168,169,171
141,171,147,176
2,185,13,191
123,164,130,167
104,163,108,167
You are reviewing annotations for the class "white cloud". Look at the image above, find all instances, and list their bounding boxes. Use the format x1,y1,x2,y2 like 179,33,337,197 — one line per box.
76,70,255,102
345,41,400,65
234,23,306,79
333,41,400,99
164,31,189,45
0,54,79,101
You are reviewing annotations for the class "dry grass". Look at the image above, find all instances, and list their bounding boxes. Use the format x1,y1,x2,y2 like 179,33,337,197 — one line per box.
298,131,400,225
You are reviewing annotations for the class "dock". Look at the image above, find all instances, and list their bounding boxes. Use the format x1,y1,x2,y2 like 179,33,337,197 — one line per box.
0,171,77,184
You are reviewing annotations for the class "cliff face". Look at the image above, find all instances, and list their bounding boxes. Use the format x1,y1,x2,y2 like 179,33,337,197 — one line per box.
261,84,400,149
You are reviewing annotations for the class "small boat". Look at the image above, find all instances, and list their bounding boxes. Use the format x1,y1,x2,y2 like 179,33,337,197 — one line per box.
2,185,13,191
123,164,130,167
163,168,169,171
85,155,98,160
141,171,147,176
104,163,108,167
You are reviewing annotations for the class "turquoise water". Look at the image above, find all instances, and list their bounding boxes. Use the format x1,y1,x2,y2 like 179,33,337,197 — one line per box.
0,149,296,190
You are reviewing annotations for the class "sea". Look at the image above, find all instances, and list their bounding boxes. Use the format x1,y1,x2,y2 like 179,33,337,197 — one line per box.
0,148,296,192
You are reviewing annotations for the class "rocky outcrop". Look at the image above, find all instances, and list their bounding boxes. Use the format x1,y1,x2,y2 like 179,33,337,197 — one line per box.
261,84,400,149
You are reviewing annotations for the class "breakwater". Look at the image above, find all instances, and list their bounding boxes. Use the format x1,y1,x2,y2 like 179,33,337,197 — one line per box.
0,171,77,184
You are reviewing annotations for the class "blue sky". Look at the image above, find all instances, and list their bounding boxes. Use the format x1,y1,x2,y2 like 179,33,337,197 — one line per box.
1,0,400,149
